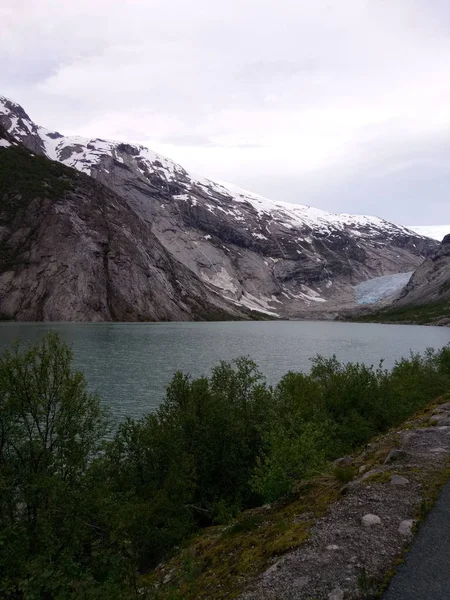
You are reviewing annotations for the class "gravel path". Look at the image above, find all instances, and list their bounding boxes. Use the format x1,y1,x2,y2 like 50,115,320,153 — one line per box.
239,402,450,600
383,479,450,599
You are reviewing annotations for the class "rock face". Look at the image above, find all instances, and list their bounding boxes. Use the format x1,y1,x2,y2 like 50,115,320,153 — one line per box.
0,129,250,321
0,96,437,321
395,234,450,307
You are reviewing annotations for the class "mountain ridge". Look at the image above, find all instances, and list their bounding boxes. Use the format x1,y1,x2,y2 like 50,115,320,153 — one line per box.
0,96,437,321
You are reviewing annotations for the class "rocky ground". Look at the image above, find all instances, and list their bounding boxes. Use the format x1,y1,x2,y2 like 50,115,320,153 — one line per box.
240,402,450,600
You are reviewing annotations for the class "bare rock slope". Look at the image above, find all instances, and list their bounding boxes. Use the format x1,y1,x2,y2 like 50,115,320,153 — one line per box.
0,128,250,321
396,234,450,307
0,96,437,320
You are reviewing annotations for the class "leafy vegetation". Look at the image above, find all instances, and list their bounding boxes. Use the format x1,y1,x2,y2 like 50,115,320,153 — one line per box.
354,299,450,325
0,142,73,269
1,334,450,598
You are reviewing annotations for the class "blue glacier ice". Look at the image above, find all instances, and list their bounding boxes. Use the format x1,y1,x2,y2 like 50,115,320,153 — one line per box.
353,272,413,305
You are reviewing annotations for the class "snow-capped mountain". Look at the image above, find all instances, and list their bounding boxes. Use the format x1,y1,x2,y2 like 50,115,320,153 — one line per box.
0,96,437,320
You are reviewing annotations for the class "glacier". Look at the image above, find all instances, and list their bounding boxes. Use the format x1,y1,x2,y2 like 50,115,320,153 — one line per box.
353,272,413,305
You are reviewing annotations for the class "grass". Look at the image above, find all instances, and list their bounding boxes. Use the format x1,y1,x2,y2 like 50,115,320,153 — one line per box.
354,299,450,326
142,476,340,599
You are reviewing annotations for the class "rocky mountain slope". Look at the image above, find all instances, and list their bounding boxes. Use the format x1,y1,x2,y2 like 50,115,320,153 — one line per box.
0,96,437,320
396,234,450,307
0,126,251,321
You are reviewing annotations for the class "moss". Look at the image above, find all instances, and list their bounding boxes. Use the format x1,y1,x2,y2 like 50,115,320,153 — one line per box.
141,477,340,599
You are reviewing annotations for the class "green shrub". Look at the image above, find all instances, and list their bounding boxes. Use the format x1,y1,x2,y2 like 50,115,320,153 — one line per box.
1,334,450,596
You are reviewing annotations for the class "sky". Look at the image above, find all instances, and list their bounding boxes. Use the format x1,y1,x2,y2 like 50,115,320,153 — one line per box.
1,0,450,225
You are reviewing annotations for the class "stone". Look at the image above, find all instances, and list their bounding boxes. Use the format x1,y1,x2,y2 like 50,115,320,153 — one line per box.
398,519,414,537
361,469,380,480
390,475,410,486
333,456,353,468
329,587,345,600
362,514,382,526
429,414,443,424
429,447,449,454
384,449,405,464
326,544,340,551
359,465,368,474
434,402,450,412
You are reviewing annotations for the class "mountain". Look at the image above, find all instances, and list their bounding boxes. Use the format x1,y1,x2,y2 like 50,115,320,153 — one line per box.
408,226,450,242
0,96,437,321
0,125,253,321
396,234,450,307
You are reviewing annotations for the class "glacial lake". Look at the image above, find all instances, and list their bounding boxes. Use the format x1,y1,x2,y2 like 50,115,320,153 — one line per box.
1,321,450,424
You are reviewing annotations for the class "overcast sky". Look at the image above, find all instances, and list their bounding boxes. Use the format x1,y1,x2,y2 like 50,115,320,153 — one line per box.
1,0,450,225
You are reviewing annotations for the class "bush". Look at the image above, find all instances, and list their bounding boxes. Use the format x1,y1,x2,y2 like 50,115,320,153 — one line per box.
1,334,450,596
0,333,138,599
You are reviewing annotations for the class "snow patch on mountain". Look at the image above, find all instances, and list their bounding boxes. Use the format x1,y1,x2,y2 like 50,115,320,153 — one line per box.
0,94,425,242
408,226,450,242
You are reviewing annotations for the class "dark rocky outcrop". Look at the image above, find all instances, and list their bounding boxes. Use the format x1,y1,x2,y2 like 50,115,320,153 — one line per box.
396,234,450,306
0,131,250,321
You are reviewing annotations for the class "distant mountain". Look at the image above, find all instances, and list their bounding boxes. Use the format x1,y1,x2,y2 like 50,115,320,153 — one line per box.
408,226,449,242
0,96,437,321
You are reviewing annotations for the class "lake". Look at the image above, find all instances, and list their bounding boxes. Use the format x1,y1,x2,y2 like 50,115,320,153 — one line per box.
1,321,450,423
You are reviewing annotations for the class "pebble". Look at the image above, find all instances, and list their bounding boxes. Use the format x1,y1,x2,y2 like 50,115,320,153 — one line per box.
362,514,382,526
384,449,405,464
398,519,414,537
390,475,410,486
326,544,340,551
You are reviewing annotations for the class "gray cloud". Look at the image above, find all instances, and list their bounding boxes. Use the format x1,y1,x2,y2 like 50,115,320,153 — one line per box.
1,0,450,224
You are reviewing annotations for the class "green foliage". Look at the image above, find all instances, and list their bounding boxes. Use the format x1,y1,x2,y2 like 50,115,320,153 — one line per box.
0,144,73,270
1,333,450,598
355,299,450,325
98,358,273,568
0,144,72,203
0,334,138,599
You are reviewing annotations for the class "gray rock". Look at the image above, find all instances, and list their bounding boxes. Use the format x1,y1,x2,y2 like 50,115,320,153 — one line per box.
384,449,405,464
361,468,381,480
395,234,450,309
390,475,410,486
362,514,382,526
333,456,353,468
429,447,449,454
326,544,340,551
398,519,414,537
430,415,443,424
329,587,345,600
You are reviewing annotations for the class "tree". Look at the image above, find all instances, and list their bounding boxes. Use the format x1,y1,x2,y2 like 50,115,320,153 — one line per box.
0,333,136,599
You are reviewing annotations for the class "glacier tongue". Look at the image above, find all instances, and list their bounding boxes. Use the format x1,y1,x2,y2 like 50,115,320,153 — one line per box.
353,272,413,305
